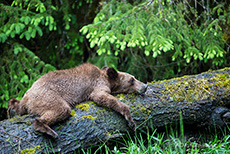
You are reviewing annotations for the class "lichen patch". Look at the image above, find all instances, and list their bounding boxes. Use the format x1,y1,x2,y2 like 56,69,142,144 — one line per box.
75,103,90,112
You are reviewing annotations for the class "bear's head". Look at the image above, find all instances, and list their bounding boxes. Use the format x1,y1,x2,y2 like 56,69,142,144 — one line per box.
102,67,148,94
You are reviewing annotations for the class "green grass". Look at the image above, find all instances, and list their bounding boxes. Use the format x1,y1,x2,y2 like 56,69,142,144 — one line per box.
80,114,230,154
79,129,230,154
79,126,230,154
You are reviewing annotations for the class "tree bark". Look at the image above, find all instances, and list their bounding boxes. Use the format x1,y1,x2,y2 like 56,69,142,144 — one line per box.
1,68,230,153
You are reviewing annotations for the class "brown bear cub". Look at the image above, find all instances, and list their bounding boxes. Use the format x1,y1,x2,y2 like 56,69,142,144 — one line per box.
8,63,148,138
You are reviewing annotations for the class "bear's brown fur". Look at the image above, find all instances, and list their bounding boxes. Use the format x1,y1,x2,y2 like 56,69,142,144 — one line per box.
8,63,147,138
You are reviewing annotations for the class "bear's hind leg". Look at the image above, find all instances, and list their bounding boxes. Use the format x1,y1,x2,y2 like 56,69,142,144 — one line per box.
33,104,71,138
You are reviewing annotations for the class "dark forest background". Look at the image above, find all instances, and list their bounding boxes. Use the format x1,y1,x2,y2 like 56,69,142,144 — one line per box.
0,0,229,118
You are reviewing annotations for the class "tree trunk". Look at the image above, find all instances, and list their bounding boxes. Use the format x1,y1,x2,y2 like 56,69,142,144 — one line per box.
1,68,230,153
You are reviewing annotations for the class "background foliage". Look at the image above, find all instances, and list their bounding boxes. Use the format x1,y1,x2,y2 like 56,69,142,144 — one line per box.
82,0,230,81
0,0,230,111
0,46,56,108
0,0,94,110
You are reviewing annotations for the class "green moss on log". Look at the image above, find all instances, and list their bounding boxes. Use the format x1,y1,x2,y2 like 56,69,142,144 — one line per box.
159,72,230,103
20,145,42,154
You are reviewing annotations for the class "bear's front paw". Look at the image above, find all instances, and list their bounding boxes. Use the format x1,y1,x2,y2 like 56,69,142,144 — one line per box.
128,120,136,131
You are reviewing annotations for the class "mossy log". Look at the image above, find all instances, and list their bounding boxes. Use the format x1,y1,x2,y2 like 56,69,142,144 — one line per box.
1,68,230,153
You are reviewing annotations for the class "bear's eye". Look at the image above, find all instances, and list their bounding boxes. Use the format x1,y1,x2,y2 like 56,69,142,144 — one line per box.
129,77,135,85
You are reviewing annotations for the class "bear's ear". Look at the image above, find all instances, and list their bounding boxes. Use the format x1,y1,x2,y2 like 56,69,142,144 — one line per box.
102,66,108,70
106,67,118,80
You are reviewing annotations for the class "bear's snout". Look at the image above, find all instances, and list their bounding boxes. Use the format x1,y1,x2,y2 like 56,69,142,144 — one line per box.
143,84,148,92
137,83,148,94
142,84,148,93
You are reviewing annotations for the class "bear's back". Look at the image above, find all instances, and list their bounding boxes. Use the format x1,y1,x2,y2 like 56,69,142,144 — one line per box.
24,63,106,106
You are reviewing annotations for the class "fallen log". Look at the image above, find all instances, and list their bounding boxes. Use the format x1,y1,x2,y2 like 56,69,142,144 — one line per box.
1,67,230,153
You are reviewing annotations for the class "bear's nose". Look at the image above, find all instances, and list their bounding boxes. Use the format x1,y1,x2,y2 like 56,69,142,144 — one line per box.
143,84,148,92
138,83,148,94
